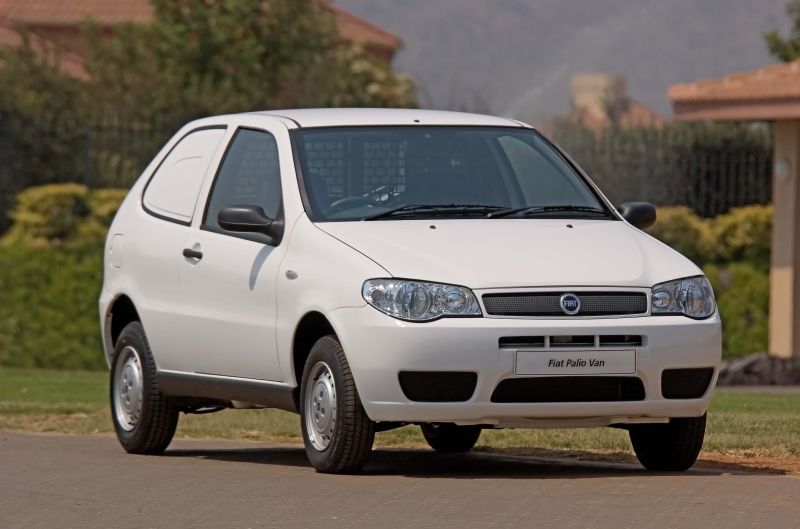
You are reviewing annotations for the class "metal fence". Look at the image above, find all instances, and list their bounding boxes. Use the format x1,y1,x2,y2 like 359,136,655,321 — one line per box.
0,113,774,233
0,111,174,232
550,122,773,218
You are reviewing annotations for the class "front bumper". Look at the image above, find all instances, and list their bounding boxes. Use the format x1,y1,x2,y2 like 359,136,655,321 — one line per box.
329,306,722,428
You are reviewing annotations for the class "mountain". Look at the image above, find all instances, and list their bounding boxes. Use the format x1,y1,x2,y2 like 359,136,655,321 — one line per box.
335,0,789,121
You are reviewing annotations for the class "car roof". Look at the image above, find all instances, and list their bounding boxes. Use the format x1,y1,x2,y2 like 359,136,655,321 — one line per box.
251,108,525,128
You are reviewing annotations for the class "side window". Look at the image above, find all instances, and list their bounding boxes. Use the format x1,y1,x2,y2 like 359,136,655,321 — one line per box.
204,129,282,231
143,128,226,223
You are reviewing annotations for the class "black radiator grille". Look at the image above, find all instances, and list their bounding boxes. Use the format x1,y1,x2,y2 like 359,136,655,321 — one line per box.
483,292,648,316
491,376,646,403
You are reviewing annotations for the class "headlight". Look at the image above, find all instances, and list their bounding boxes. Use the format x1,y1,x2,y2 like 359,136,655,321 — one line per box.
651,276,716,319
362,279,481,322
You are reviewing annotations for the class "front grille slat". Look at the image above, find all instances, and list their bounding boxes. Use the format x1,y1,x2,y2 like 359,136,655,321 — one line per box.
550,335,594,347
498,335,644,349
498,336,546,348
483,292,647,316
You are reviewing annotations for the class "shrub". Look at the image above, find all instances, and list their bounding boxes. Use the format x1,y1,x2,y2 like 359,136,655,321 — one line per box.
77,188,128,246
646,205,773,269
2,183,126,248
646,206,713,265
0,244,105,369
711,204,772,270
3,183,89,248
0,185,124,369
705,262,769,358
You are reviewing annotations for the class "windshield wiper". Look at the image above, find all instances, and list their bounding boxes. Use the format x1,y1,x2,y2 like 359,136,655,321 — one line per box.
363,204,507,221
487,205,612,219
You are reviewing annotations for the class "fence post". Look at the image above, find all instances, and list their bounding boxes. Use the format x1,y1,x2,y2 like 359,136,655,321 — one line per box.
84,124,93,187
638,135,649,202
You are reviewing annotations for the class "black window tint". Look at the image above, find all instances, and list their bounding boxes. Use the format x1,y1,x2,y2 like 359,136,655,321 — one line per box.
497,135,592,206
301,129,514,215
204,129,282,230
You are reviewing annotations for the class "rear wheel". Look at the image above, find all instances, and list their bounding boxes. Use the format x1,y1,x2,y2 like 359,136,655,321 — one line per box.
421,423,482,453
110,322,178,454
628,415,706,471
300,335,375,473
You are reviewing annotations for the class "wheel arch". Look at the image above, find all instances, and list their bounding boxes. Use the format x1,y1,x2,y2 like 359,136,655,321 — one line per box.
104,294,141,364
291,311,337,391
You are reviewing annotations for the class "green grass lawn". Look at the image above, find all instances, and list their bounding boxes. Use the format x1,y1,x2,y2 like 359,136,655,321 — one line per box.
2,367,799,458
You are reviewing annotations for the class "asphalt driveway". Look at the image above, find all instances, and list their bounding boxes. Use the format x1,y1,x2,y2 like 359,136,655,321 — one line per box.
2,431,798,529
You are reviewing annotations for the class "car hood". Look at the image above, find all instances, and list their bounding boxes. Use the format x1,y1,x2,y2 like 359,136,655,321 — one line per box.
316,218,702,289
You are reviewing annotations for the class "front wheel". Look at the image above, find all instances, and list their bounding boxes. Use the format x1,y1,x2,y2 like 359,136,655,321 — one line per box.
628,414,706,471
300,335,375,473
110,322,179,454
421,423,482,453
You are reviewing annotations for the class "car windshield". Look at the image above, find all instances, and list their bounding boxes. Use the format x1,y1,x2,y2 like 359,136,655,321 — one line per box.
293,126,613,221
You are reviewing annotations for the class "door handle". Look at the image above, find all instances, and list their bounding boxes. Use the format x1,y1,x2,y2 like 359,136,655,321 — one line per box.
182,248,203,260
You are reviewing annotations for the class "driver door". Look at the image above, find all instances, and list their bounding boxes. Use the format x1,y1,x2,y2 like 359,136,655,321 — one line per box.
177,126,287,381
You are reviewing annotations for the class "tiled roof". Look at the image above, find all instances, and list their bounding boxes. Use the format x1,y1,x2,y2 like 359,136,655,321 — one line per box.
0,0,400,49
325,2,400,50
0,0,153,24
668,61,800,120
669,61,800,103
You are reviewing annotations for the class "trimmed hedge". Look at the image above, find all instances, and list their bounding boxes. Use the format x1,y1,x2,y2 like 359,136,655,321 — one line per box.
0,184,124,369
0,245,105,369
712,205,772,269
646,204,772,269
2,183,126,248
705,262,769,359
645,206,714,265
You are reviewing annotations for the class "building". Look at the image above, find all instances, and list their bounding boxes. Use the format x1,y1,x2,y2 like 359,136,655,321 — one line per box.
669,61,800,359
0,0,401,76
564,73,665,132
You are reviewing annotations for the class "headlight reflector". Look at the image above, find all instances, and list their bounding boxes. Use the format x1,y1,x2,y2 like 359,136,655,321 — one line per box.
362,279,481,321
651,276,716,319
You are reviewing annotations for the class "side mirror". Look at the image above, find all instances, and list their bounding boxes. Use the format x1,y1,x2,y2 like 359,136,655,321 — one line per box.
617,202,656,230
218,205,284,245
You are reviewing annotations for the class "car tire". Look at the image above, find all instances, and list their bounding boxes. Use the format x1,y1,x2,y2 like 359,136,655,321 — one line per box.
421,423,482,453
628,414,706,471
110,321,179,454
300,335,375,474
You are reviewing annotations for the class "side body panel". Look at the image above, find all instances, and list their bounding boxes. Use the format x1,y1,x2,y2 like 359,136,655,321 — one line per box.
275,214,389,385
100,120,229,366
174,118,298,380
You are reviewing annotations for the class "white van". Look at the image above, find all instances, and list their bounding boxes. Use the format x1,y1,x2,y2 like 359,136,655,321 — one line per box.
100,109,721,473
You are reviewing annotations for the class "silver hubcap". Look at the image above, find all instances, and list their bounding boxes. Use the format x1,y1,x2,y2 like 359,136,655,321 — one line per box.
113,346,144,431
304,362,337,451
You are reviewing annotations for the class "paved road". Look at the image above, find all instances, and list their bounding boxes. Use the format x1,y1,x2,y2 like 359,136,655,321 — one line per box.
2,432,799,529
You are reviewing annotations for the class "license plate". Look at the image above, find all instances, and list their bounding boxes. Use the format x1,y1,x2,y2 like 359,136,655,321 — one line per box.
515,349,636,375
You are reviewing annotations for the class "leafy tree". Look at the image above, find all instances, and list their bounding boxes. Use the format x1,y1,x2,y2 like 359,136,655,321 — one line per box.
0,0,416,215
765,0,800,61
0,29,88,231
84,0,415,124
